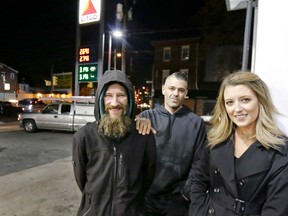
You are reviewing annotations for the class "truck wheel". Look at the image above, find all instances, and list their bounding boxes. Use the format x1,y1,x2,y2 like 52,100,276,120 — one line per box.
23,120,37,132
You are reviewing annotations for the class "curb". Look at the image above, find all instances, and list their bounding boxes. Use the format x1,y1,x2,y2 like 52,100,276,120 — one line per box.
0,121,22,133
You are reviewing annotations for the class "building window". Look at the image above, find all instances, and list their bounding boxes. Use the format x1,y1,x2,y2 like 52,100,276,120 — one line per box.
163,47,171,62
10,73,15,80
162,70,170,84
181,45,190,60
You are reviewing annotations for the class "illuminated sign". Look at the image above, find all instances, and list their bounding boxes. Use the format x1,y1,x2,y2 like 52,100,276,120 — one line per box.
79,47,90,63
52,73,73,89
78,46,97,63
79,0,101,24
78,63,98,82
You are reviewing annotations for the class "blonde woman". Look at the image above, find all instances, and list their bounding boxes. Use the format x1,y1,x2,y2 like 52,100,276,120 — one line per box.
189,71,288,216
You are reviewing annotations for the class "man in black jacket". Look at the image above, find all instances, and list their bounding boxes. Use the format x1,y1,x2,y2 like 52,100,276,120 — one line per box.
72,70,156,216
138,71,207,216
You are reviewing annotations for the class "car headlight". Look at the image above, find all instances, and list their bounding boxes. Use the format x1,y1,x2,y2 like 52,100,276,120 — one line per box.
17,113,22,121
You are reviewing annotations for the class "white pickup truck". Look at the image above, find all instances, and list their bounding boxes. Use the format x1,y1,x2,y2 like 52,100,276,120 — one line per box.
18,102,95,132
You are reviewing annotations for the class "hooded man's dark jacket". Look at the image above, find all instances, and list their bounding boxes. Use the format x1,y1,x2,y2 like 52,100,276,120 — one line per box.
72,70,156,216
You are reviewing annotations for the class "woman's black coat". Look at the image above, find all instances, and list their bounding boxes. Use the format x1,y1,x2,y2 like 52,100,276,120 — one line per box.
189,135,288,216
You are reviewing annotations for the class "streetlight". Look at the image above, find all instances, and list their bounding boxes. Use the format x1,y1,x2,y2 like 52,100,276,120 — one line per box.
108,30,123,71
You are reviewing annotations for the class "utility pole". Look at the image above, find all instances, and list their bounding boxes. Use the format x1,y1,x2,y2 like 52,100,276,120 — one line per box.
74,1,81,96
97,0,105,81
115,0,136,73
121,0,127,72
242,0,254,71
114,49,117,70
115,1,127,72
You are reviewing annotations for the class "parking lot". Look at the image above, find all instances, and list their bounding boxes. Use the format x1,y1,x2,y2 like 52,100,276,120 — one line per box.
0,121,81,216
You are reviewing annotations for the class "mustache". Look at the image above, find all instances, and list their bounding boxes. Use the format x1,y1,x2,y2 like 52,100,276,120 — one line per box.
105,104,125,111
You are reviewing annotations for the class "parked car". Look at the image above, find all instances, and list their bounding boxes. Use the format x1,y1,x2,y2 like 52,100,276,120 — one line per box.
0,101,23,117
17,98,47,112
18,102,95,132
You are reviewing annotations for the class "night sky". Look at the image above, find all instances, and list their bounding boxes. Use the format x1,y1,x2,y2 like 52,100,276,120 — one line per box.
0,1,78,87
0,0,241,88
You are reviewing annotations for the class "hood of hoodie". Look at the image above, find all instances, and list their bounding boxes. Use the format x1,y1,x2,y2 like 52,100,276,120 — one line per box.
94,70,135,122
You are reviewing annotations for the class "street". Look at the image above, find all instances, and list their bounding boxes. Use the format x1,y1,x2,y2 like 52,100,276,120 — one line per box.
0,122,81,216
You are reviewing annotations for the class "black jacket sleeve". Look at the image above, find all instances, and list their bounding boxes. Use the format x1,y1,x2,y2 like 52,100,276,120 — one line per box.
143,133,157,193
262,153,288,215
72,132,88,192
189,145,210,216
180,119,207,201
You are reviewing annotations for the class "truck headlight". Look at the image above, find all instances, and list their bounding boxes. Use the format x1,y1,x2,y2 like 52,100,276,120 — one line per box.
17,113,22,121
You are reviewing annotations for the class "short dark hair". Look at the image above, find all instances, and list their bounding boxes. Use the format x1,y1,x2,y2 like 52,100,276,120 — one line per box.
172,71,188,83
163,71,188,85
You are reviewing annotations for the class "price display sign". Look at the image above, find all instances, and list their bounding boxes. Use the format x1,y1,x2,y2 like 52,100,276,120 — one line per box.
78,63,98,82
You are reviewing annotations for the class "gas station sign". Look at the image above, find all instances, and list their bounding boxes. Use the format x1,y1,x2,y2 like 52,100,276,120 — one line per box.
78,46,97,63
79,47,90,63
78,63,98,82
79,0,101,24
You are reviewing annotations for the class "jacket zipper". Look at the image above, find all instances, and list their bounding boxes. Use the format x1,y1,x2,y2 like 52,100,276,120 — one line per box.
83,194,91,216
118,153,123,180
83,207,91,216
112,146,117,216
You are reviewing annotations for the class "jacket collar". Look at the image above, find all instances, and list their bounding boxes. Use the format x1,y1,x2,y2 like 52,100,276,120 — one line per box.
158,105,191,116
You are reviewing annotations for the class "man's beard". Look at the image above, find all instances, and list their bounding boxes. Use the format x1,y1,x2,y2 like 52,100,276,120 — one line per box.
98,109,132,138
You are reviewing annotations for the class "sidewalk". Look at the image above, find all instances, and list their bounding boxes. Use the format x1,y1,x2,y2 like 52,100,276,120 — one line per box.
0,119,21,132
0,157,81,216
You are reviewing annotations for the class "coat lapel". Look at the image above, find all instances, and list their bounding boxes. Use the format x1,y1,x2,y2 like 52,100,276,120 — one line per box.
212,136,239,196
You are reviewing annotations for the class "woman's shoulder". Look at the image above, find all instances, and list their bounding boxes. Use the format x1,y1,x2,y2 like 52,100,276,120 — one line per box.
273,138,288,155
269,139,288,168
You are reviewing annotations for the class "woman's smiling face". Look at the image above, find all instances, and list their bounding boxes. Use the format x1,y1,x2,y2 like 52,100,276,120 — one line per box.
224,84,259,130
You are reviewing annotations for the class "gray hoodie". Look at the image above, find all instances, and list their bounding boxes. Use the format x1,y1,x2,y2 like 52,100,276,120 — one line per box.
94,70,135,122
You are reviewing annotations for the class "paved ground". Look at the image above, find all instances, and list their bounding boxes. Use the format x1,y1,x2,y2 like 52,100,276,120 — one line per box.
0,120,22,133
0,119,82,216
0,157,81,216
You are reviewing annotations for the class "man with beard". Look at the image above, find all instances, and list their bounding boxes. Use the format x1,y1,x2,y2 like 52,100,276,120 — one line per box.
72,70,156,216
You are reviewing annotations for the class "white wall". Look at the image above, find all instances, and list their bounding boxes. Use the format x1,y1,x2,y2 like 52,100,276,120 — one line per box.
253,0,288,135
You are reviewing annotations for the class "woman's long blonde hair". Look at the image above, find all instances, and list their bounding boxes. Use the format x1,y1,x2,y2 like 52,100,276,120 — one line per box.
208,71,286,149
